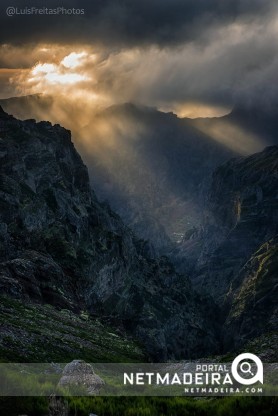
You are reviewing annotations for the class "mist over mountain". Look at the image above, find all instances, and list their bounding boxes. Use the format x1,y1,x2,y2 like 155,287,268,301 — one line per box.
190,103,278,154
1,94,277,257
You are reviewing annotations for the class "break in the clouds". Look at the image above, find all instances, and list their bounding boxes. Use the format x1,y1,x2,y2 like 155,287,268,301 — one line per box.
0,0,278,116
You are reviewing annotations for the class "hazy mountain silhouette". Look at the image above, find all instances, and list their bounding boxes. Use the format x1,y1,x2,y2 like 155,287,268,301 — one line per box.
1,95,276,254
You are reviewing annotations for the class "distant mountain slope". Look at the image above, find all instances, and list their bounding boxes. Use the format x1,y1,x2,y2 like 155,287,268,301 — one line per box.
0,97,237,252
1,95,276,258
0,94,54,123
0,106,219,361
186,145,278,353
190,104,278,150
79,103,238,250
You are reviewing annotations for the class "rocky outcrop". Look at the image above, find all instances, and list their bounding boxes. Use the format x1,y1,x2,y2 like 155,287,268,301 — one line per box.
0,106,219,360
58,360,104,395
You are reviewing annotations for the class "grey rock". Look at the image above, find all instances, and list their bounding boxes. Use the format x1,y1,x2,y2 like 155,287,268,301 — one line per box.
58,360,104,395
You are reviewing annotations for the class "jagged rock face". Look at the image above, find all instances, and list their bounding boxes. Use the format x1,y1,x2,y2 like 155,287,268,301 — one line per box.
0,108,95,309
0,107,219,360
188,146,278,351
224,238,278,351
194,146,278,305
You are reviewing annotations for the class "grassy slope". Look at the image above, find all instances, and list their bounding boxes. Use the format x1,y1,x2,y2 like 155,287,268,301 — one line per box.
0,296,145,363
0,296,276,415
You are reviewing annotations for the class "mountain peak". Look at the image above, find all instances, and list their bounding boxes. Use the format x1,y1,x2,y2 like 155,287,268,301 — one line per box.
0,105,7,115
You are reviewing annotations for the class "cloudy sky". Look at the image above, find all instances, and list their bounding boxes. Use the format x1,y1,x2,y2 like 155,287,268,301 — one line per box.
0,0,277,117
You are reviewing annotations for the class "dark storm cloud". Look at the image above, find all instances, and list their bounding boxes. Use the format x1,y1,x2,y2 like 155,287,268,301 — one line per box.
0,0,276,47
0,0,277,116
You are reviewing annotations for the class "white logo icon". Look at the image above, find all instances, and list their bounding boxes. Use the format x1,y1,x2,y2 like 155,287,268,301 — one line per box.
231,353,263,385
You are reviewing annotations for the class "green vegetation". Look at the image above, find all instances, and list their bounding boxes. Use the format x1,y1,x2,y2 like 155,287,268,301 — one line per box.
0,296,145,363
68,396,278,416
0,396,277,416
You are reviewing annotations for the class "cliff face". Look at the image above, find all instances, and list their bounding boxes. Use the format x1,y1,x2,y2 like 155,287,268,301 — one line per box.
224,237,278,351
0,106,218,361
194,145,278,302
191,146,278,351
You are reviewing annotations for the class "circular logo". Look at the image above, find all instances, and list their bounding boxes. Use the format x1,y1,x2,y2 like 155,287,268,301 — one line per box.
231,353,263,385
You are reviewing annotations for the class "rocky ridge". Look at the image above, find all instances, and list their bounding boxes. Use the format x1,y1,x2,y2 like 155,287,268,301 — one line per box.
0,106,218,361
0,97,238,253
